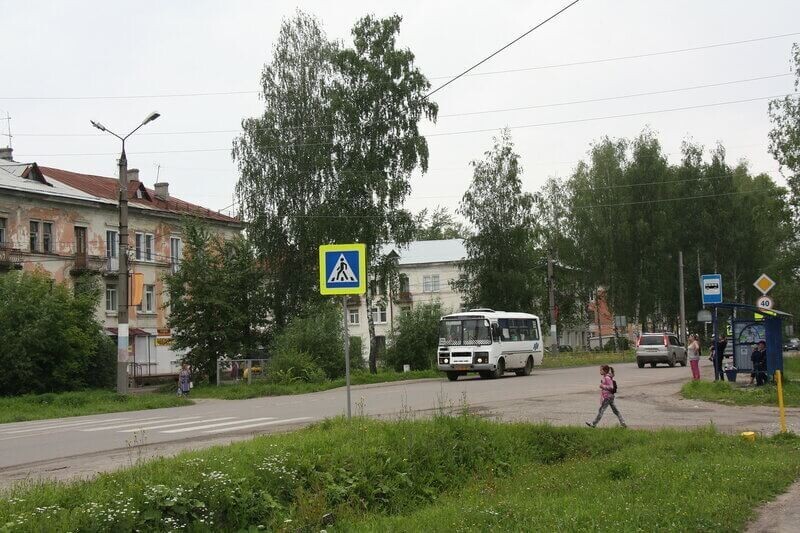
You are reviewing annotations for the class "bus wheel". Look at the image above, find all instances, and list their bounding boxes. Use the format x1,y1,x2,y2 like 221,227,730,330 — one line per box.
516,356,533,376
493,358,505,379
446,372,460,382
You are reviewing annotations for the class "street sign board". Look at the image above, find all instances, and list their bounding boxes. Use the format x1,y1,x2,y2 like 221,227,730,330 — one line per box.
319,243,366,295
756,295,774,310
697,310,712,323
701,274,723,305
753,273,776,295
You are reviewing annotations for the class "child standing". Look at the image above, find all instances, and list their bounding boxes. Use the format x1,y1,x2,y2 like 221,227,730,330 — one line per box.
586,365,626,428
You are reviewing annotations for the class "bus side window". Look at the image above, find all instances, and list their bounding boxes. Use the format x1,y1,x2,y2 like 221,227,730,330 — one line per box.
530,319,540,340
498,319,511,341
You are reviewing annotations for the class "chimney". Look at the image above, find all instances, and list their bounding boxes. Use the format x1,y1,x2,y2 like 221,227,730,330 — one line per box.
154,182,169,201
0,147,13,161
127,168,140,182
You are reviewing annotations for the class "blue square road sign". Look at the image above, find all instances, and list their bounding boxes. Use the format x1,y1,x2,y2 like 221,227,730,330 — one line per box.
319,244,367,295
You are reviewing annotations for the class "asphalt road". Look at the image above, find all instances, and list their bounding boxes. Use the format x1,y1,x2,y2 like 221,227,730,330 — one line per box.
1,358,797,487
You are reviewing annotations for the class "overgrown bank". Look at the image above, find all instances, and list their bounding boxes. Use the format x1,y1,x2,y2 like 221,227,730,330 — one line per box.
1,417,798,532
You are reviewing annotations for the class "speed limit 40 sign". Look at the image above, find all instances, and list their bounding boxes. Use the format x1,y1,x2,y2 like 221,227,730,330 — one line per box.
756,295,774,310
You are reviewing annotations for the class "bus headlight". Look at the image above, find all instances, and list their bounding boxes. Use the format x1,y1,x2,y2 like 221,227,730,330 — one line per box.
443,358,449,364
474,352,489,364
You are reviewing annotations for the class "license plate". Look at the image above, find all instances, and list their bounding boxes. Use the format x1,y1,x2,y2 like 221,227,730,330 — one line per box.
454,365,470,371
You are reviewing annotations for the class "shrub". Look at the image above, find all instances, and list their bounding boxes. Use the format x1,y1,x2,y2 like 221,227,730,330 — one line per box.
266,350,326,384
384,302,444,371
0,271,114,395
271,301,360,379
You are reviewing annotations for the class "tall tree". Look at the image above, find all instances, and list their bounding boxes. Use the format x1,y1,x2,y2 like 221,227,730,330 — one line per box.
165,222,268,383
769,43,800,219
412,206,469,240
454,130,543,311
233,12,336,330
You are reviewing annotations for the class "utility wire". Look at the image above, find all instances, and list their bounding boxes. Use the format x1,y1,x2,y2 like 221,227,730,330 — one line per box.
13,73,792,138
425,0,582,99
16,92,797,158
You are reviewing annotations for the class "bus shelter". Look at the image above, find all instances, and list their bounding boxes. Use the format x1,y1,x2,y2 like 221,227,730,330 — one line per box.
707,302,791,378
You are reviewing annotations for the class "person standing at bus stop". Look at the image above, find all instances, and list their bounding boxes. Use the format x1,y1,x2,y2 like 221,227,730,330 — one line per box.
751,340,768,386
687,334,701,380
712,334,728,381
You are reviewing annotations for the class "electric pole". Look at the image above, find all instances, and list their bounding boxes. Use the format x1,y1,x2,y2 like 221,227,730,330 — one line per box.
547,254,558,355
678,250,686,344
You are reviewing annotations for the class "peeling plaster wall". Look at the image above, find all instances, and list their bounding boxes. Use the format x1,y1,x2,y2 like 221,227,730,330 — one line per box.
0,191,241,375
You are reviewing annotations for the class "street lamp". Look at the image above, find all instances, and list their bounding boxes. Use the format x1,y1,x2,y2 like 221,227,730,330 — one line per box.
91,112,161,394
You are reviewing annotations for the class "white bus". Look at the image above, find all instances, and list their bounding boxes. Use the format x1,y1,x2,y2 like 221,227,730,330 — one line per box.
437,309,544,381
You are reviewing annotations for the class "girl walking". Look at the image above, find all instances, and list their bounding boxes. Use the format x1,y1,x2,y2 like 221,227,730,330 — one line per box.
586,365,626,428
687,334,701,380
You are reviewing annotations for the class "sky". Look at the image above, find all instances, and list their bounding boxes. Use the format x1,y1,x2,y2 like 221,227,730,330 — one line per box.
2,0,799,219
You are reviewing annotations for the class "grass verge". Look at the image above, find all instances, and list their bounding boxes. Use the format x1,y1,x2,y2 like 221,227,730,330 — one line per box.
541,350,633,369
1,417,798,531
178,369,441,400
682,357,800,407
0,390,190,424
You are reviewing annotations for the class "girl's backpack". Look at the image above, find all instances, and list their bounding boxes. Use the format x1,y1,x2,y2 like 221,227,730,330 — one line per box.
611,379,618,394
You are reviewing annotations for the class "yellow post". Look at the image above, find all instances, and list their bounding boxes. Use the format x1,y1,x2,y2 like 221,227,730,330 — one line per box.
776,370,787,434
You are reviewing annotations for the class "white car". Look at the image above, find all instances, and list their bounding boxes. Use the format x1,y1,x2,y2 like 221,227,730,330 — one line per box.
635,333,687,368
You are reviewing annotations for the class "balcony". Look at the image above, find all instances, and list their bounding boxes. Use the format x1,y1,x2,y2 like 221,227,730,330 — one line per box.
397,291,413,303
346,295,361,306
0,245,23,272
70,253,104,276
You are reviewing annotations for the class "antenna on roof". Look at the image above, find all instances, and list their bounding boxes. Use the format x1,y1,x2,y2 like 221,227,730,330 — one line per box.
154,163,161,181
1,111,11,148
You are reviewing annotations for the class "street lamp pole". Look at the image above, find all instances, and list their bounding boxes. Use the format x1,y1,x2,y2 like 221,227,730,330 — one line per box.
91,112,160,394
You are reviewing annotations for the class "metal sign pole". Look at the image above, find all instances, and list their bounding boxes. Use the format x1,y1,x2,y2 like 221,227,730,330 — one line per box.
342,295,352,419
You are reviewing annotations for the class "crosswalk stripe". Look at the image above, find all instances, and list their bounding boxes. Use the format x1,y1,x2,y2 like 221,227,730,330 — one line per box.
203,417,313,434
117,417,235,433
1,417,130,434
161,417,276,434
80,417,170,432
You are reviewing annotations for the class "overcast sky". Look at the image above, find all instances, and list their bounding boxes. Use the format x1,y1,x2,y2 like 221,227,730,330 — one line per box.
2,0,799,219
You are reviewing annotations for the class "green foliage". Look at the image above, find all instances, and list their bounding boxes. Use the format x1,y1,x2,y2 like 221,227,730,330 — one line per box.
2,418,799,532
769,43,800,218
270,301,364,380
412,207,469,240
0,271,114,395
0,389,190,424
384,302,444,371
266,350,326,385
455,130,544,311
164,221,269,384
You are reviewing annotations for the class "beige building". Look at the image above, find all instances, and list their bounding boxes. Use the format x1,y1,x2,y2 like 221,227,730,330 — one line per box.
347,239,466,357
0,149,242,376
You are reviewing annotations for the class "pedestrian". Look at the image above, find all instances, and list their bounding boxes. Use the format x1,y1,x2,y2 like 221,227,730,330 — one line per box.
713,334,728,381
586,365,627,428
687,334,702,380
751,340,768,386
178,362,192,397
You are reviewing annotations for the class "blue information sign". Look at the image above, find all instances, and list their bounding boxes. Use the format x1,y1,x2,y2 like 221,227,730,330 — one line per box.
701,274,723,305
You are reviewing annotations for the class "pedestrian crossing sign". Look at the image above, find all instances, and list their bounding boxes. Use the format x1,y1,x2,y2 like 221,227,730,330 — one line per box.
319,243,366,295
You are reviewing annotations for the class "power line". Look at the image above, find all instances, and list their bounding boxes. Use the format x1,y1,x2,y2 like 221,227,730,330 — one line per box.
16,92,797,158
425,0,582,99
13,72,792,138
572,188,764,210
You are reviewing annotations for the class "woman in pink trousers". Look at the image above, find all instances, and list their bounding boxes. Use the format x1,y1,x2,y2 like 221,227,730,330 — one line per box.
687,334,701,380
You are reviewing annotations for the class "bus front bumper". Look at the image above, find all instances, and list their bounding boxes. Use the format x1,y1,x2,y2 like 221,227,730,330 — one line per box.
438,363,495,372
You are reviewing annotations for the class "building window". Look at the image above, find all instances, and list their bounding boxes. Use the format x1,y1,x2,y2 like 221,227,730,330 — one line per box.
106,230,118,258
371,305,387,324
138,284,155,313
74,226,87,257
135,232,143,260
105,284,117,312
42,222,53,253
145,233,154,261
399,274,410,294
29,221,40,252
170,236,182,272
348,308,360,326
0,217,5,244
400,305,412,315
423,274,440,293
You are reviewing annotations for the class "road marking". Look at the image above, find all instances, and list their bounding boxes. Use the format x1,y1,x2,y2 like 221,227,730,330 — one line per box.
117,417,235,433
80,417,170,432
203,417,313,434
160,417,276,434
0,417,131,434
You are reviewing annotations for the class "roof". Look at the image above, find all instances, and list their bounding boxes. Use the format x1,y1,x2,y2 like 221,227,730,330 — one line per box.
443,310,540,320
384,239,466,265
0,162,108,204
38,166,240,225
105,327,152,336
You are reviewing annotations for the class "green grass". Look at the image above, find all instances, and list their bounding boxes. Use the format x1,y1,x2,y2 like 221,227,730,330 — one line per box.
1,417,798,532
682,357,800,407
182,369,441,400
541,350,633,369
0,390,191,424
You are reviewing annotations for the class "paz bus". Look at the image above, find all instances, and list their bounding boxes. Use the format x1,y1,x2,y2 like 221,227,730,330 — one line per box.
437,309,544,381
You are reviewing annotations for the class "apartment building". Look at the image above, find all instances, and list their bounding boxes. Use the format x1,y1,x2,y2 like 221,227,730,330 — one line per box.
346,239,466,357
0,149,242,376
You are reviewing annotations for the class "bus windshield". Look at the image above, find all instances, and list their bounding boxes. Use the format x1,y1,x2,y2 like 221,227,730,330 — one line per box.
439,318,492,346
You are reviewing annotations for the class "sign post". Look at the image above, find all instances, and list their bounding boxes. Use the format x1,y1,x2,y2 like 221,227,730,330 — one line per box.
319,243,367,419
